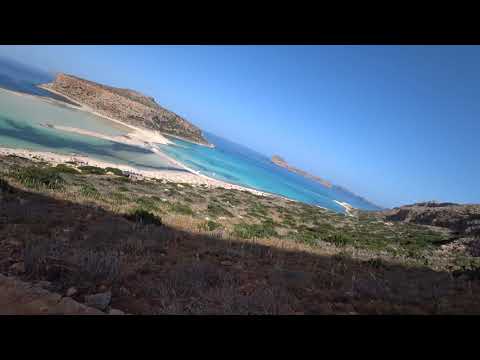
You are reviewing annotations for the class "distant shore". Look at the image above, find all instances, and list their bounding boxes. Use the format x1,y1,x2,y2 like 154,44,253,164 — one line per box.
163,133,216,148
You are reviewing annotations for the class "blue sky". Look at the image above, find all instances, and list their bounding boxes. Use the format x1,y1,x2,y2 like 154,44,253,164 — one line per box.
0,45,478,207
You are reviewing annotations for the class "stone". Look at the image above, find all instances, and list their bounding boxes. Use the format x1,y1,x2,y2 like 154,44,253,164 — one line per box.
221,260,234,266
10,262,25,274
109,308,125,315
36,281,52,289
66,287,78,297
84,291,112,311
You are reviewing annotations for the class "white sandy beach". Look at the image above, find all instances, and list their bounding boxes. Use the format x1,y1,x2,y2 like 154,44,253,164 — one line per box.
1,86,355,211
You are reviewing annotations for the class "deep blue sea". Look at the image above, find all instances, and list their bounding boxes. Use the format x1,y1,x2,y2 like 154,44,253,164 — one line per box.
0,56,381,213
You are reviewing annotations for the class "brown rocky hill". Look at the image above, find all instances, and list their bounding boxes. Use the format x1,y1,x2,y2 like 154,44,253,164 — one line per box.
41,73,210,145
378,202,480,238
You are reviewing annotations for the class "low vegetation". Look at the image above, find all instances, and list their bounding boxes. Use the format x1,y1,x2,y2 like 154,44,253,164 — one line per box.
0,154,479,314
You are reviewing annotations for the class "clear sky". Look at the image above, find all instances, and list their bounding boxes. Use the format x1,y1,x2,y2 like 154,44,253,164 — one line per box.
0,45,478,208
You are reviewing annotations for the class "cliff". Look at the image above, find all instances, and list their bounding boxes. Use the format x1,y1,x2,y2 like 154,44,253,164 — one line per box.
271,155,333,188
41,73,210,146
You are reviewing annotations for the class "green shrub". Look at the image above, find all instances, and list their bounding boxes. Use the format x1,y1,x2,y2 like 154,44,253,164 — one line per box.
11,166,65,190
233,222,278,239
325,233,354,247
199,220,222,232
136,196,158,211
169,202,194,215
79,183,100,198
207,202,233,218
105,167,125,176
125,209,162,226
54,163,80,174
78,165,106,175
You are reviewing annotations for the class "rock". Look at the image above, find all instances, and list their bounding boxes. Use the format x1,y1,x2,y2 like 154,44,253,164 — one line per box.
84,291,111,311
10,262,25,274
177,184,184,188
66,287,78,297
7,239,22,247
119,287,131,296
36,281,51,289
108,308,125,315
221,260,234,266
98,285,108,292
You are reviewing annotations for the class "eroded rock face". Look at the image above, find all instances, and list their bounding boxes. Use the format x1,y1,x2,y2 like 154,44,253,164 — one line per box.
42,73,210,145
379,202,480,237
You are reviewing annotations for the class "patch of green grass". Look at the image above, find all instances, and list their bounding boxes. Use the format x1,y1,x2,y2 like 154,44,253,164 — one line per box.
324,233,355,247
109,191,129,202
53,164,80,174
207,202,233,218
247,203,269,216
169,202,194,215
233,221,278,239
125,209,162,226
11,166,65,190
79,183,100,198
136,196,159,212
117,186,129,192
105,167,125,176
78,165,107,175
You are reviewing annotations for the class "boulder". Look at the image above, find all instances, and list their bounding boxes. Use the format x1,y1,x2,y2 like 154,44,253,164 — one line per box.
84,291,112,311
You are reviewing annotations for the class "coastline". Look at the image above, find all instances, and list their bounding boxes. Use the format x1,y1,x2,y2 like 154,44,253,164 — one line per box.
163,133,215,148
0,146,273,197
1,85,347,212
37,84,172,146
333,200,356,216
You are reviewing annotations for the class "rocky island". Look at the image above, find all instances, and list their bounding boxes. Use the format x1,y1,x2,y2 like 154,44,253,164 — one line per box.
40,73,211,146
271,155,332,188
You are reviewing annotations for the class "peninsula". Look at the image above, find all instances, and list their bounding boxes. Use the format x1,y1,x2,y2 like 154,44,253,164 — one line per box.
39,73,211,146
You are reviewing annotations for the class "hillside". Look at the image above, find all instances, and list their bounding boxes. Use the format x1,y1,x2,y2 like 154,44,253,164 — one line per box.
1,154,480,314
40,73,210,146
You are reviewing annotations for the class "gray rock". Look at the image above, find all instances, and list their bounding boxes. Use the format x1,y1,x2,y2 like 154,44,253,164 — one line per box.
84,291,111,311
108,308,125,315
9,262,25,274
66,287,78,297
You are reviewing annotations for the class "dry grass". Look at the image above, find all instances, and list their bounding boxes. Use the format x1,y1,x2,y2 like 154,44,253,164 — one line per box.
1,156,480,314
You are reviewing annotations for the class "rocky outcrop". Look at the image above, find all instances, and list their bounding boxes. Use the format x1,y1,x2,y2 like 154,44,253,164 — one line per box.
378,202,480,238
41,73,210,146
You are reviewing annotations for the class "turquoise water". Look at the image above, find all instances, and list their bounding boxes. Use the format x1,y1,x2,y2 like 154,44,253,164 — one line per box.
0,57,381,213
0,88,183,171
159,134,382,212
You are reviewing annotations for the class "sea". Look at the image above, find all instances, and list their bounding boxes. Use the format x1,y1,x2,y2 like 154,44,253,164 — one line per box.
0,56,381,213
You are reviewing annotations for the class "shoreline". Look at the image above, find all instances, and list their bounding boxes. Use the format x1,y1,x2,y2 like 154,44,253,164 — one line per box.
1,85,348,213
0,146,273,197
163,133,215,148
37,84,172,146
333,200,356,216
